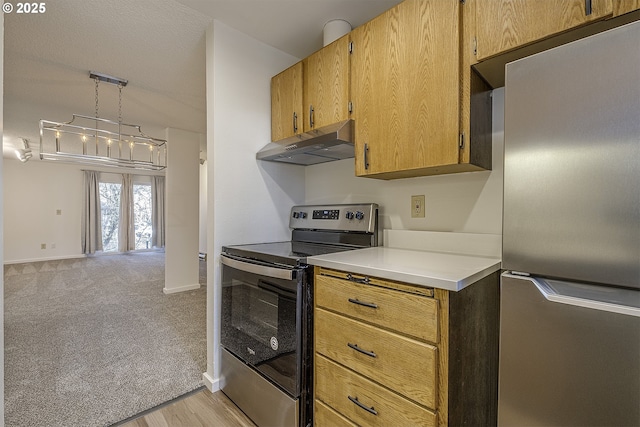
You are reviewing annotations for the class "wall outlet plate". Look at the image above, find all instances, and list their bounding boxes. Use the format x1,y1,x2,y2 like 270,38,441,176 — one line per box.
411,195,425,218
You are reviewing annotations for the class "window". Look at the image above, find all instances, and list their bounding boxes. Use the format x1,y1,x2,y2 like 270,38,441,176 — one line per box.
98,175,157,253
99,182,121,252
133,184,153,250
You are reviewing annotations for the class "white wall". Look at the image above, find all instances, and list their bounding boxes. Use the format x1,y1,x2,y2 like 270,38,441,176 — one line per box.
3,161,166,263
305,88,505,236
204,19,305,390
164,127,201,294
3,160,84,262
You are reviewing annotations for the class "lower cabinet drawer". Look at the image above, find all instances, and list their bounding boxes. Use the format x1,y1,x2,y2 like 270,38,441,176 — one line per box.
315,308,438,409
315,399,357,427
315,354,437,427
315,274,438,343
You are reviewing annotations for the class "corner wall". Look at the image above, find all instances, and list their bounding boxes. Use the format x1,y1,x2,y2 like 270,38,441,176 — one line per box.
204,19,305,390
1,13,5,425
164,127,201,294
3,160,84,262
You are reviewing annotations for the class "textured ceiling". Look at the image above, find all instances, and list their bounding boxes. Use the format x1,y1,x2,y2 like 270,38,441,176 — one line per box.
3,0,401,157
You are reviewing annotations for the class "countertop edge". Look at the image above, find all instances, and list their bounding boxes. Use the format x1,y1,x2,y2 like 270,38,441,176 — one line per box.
308,250,502,292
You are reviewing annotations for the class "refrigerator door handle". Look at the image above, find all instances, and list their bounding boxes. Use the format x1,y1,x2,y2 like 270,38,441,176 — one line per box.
503,273,640,317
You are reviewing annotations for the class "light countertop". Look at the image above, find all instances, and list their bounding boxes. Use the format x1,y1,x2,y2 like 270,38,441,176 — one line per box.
308,246,502,292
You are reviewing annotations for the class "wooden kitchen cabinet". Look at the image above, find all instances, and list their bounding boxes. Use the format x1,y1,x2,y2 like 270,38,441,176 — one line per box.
303,35,350,131
475,0,613,61
613,0,640,16
271,61,303,141
350,0,492,179
313,267,500,427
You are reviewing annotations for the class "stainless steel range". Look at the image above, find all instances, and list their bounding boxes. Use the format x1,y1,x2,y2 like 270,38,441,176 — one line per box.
220,203,380,427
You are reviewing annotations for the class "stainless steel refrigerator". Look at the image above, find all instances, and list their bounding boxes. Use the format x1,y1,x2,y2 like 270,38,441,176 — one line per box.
499,21,640,427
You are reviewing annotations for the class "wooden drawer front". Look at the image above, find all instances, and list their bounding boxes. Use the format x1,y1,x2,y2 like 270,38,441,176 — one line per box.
315,308,437,409
315,274,438,343
315,399,358,427
316,355,437,427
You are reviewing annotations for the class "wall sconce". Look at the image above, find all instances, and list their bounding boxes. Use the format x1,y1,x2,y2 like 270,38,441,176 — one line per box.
15,138,32,162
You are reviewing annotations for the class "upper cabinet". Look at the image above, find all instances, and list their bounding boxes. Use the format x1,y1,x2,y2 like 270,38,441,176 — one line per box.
350,0,491,179
303,35,350,131
475,0,613,61
271,62,303,141
270,36,350,143
613,0,640,16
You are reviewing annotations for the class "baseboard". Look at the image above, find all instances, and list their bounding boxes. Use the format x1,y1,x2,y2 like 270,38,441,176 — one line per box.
163,283,201,294
202,371,219,392
4,254,87,265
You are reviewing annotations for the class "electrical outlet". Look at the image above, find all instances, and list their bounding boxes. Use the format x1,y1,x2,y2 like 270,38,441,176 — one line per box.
411,195,425,218
41,243,47,250
56,209,62,215
51,243,56,249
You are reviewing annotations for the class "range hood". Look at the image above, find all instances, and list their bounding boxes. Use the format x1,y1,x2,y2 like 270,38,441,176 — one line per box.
256,119,354,165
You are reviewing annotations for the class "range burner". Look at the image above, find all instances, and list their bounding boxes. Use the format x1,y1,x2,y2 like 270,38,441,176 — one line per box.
223,203,380,265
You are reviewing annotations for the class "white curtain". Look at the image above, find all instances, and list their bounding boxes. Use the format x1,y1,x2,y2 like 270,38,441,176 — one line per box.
118,173,135,252
81,170,103,254
152,176,166,248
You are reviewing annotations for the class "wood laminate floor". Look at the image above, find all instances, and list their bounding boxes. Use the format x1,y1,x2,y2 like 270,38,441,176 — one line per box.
120,389,256,427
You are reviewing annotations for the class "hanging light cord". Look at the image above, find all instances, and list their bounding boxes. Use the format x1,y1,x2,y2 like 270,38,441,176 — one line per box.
118,83,125,150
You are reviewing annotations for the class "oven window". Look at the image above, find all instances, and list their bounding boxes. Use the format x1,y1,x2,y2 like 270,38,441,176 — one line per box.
221,261,302,397
230,280,282,348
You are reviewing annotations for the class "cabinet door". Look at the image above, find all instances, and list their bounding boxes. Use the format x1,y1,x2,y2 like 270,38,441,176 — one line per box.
351,0,461,178
613,0,640,16
303,35,350,131
271,62,303,141
476,0,613,60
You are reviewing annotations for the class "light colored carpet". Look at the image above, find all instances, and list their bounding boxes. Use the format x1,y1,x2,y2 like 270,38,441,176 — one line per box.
4,252,207,427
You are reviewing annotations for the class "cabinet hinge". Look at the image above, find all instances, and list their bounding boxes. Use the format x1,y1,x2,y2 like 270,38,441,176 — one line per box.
459,133,465,149
473,37,478,56
460,0,465,4
348,41,353,54
348,101,353,113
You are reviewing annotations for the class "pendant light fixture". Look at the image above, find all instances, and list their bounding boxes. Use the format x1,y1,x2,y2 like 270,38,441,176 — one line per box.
39,71,167,170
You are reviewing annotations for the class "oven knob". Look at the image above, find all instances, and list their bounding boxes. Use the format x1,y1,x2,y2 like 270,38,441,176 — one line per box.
345,211,354,220
292,212,300,219
299,212,307,219
355,211,365,220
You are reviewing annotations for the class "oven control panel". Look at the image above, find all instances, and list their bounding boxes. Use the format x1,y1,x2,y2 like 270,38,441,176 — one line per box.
289,203,378,233
312,209,340,220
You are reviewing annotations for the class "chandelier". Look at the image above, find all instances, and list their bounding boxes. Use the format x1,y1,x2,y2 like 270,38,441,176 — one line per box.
39,71,167,170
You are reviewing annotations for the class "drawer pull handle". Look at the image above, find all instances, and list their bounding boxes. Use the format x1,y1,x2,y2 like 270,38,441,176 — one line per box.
348,298,378,309
346,273,369,284
348,343,377,358
348,395,378,416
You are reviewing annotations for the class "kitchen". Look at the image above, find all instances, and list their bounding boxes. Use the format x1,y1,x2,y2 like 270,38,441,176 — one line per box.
2,0,639,426
214,2,638,425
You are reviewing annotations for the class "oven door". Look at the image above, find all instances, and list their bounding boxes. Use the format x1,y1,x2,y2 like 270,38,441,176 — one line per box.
220,253,306,398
